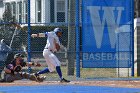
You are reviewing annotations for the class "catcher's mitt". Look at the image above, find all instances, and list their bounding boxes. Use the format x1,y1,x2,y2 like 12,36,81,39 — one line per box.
55,43,60,51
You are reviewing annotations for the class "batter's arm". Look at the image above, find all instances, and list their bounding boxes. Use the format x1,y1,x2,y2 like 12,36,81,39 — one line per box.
31,33,46,38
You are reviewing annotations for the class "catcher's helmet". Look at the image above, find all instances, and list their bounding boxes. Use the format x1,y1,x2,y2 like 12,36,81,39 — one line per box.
14,53,24,59
0,39,5,44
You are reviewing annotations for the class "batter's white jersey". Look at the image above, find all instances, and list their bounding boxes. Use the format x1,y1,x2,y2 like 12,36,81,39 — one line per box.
43,31,61,72
44,32,60,52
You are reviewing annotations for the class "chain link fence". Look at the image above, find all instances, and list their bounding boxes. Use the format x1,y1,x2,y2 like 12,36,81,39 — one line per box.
0,0,134,80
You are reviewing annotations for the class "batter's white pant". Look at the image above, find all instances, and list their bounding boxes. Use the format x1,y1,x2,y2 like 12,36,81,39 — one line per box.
43,49,61,72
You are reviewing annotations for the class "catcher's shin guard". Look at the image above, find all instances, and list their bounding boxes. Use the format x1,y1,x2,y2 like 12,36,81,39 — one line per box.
21,72,30,79
37,76,46,82
29,73,37,81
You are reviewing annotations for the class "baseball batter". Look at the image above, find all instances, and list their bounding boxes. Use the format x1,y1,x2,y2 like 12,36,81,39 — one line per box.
31,27,70,82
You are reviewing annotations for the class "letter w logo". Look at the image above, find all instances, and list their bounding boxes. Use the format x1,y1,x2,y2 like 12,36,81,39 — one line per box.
87,6,124,49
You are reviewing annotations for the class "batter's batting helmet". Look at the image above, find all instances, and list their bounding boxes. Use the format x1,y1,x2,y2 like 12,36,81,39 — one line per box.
54,28,63,33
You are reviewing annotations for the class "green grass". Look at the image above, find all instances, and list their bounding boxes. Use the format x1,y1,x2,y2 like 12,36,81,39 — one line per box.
0,66,132,80
22,66,117,80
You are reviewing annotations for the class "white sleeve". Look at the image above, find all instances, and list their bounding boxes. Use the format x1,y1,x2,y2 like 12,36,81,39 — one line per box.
38,33,46,37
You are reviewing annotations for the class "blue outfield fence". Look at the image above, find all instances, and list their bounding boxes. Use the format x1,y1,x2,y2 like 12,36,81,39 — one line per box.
81,0,134,73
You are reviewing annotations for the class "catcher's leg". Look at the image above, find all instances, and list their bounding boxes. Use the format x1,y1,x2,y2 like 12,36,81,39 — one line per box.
4,74,15,82
21,72,30,79
14,72,22,80
0,71,14,82
21,72,37,81
21,72,46,82
29,73,46,82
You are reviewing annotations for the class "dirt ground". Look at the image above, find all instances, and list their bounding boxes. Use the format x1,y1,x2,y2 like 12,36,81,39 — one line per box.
0,80,140,88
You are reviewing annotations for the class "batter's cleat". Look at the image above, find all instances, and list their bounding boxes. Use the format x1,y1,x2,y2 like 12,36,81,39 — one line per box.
33,73,40,82
34,73,39,77
60,78,70,83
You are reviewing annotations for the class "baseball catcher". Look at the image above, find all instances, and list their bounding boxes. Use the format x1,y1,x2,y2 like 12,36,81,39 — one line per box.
0,53,46,83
